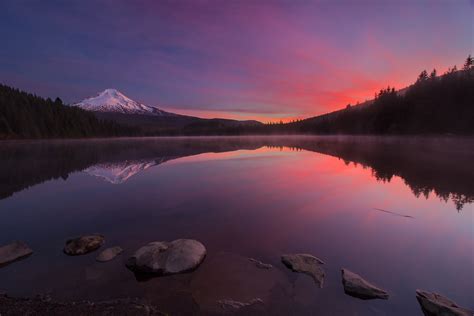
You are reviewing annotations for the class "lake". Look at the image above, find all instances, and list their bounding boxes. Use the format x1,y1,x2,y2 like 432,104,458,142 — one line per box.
0,136,472,315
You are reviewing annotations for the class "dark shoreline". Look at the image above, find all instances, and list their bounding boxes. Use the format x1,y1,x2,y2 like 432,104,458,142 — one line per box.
0,293,165,316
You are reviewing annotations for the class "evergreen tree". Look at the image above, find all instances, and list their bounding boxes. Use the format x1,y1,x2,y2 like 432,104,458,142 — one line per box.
0,84,138,139
463,54,473,70
284,65,474,135
417,70,428,82
54,97,63,106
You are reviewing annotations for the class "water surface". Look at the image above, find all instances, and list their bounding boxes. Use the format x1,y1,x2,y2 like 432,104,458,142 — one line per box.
0,136,472,315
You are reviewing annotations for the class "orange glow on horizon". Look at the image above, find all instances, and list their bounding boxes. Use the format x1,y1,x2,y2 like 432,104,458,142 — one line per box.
164,62,456,123
163,107,303,124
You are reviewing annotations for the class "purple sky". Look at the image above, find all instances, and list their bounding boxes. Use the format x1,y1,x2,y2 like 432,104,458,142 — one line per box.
0,0,472,121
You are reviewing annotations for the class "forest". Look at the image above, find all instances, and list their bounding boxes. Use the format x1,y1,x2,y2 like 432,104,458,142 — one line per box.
0,55,473,138
177,55,474,136
0,84,137,139
276,55,474,135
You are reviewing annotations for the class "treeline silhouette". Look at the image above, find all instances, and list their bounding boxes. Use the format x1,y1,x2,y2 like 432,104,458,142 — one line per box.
171,56,474,135
1,55,473,137
277,56,474,135
0,84,138,139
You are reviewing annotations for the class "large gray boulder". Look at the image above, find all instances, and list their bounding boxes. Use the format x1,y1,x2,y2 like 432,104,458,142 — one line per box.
416,290,473,316
126,239,206,275
341,268,389,300
64,235,104,256
0,241,33,267
281,254,325,288
96,246,123,262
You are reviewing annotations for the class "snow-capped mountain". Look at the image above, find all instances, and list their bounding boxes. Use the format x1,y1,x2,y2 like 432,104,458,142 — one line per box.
74,89,176,116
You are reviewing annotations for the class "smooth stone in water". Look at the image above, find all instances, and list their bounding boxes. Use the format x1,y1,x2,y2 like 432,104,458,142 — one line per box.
96,246,123,262
281,254,325,288
218,298,264,311
416,290,473,316
64,235,104,256
0,241,33,267
126,239,206,275
341,268,389,300
248,258,273,269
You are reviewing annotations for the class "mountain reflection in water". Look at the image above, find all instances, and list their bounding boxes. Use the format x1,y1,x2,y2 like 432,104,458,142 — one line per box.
0,136,472,210
85,160,161,184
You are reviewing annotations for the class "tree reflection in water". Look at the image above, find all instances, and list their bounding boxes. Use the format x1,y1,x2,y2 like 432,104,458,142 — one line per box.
0,136,472,210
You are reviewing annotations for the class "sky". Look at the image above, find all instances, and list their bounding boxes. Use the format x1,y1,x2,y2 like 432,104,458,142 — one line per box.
0,0,472,122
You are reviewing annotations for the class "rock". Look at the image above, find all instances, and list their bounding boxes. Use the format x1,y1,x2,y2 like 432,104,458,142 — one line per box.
96,246,123,262
126,239,206,275
416,289,473,316
248,258,273,269
0,241,33,267
341,268,389,300
281,254,325,288
190,252,290,313
218,298,264,311
63,235,104,256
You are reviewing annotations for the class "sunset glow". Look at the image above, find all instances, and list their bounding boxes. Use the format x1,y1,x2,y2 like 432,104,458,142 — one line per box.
1,1,473,313
0,1,472,121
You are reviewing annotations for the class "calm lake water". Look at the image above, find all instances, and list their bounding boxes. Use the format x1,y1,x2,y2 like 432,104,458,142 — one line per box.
0,136,472,315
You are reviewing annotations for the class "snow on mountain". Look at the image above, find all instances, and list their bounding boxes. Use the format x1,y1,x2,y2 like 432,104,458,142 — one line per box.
84,160,157,184
74,89,176,116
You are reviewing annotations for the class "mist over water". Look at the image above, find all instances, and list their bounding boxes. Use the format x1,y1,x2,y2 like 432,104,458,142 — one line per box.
0,136,472,315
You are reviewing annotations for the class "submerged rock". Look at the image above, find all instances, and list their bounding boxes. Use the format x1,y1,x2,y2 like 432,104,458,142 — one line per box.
126,239,206,275
341,268,389,300
0,241,33,267
416,290,473,316
64,235,104,256
96,246,123,262
190,252,289,313
281,254,325,288
248,258,273,269
218,298,264,311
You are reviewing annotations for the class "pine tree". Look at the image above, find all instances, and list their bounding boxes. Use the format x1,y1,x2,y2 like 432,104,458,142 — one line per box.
0,84,138,139
54,97,63,106
417,70,428,82
463,54,473,70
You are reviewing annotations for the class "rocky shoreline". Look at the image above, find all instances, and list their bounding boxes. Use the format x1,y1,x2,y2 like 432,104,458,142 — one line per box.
1,237,472,316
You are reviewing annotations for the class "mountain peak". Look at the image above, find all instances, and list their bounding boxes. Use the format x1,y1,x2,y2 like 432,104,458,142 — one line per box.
74,89,176,116
101,88,121,95
100,89,130,99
